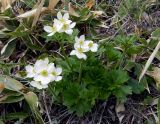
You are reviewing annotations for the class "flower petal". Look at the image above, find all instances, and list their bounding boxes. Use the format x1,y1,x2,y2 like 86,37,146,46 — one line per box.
44,26,53,33
47,32,55,36
55,76,62,81
57,12,62,20
34,75,51,85
91,43,98,52
70,50,76,55
80,35,85,41
76,51,87,60
34,60,48,73
63,13,69,20
54,19,63,31
25,65,34,73
69,22,76,28
47,63,55,73
75,36,79,42
30,81,42,89
65,29,73,34
55,67,62,75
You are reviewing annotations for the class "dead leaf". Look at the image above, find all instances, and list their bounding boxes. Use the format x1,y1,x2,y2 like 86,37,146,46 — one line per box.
32,0,45,27
0,0,16,12
116,103,125,123
0,83,4,90
91,10,103,17
139,41,160,81
0,83,4,93
85,0,95,9
17,7,47,18
147,67,160,88
48,0,60,10
68,2,79,17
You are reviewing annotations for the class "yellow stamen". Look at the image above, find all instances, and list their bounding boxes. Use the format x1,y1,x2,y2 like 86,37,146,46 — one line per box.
40,70,48,77
77,48,83,53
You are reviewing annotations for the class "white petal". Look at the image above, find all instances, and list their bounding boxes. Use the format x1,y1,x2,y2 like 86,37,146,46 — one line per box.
74,42,80,49
47,32,55,36
76,51,87,60
30,81,43,89
26,73,35,78
80,35,85,41
50,75,56,81
39,76,51,85
69,22,76,28
25,65,34,73
70,50,76,55
42,84,48,89
34,58,49,73
44,26,53,33
65,29,73,34
57,12,62,20
47,63,55,73
82,46,90,52
55,67,62,75
63,13,69,20
75,36,79,42
66,20,72,24
44,58,49,64
54,19,63,30
55,76,62,81
91,43,98,52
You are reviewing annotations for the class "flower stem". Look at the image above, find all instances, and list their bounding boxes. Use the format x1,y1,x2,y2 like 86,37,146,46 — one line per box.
78,61,83,83
60,43,72,71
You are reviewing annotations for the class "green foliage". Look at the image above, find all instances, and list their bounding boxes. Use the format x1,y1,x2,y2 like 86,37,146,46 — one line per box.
1,0,159,122
41,29,79,43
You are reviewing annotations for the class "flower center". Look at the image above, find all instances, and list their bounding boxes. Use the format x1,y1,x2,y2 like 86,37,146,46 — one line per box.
52,71,57,76
77,47,83,53
62,24,69,30
52,26,56,31
60,18,65,23
79,40,84,45
88,42,93,48
40,70,48,77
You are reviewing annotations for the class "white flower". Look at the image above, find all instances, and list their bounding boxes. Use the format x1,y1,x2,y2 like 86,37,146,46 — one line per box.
26,58,63,89
70,43,88,60
33,58,54,85
25,65,36,78
30,81,48,89
48,64,62,82
59,21,76,35
85,40,98,52
74,35,86,47
57,12,76,35
57,12,71,24
44,19,63,36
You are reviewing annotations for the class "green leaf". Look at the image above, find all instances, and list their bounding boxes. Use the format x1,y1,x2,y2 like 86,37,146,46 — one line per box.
0,38,16,59
128,78,144,94
0,75,25,91
24,92,44,124
151,28,160,39
0,95,24,103
158,98,160,124
2,112,28,121
114,85,132,102
0,89,24,103
0,120,4,124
